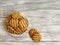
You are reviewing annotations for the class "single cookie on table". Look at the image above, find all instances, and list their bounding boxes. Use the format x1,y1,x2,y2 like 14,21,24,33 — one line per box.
5,12,28,35
29,29,42,42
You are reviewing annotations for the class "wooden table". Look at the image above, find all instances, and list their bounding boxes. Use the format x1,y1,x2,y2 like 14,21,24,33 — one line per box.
0,0,60,45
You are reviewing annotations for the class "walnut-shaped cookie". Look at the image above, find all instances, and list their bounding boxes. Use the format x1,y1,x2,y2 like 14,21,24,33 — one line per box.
5,12,28,35
29,29,42,42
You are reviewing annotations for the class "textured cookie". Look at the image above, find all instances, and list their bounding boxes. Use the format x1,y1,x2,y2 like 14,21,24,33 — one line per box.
5,12,28,35
29,29,41,42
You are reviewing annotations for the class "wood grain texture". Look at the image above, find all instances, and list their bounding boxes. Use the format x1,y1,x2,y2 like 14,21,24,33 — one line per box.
0,10,60,45
0,0,60,45
0,0,60,10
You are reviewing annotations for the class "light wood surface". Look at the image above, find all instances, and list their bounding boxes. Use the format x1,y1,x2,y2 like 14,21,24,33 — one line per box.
0,0,60,45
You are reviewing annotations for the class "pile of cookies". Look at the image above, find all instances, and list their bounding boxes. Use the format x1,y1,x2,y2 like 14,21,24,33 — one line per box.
5,12,42,42
29,29,41,42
